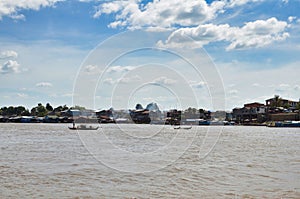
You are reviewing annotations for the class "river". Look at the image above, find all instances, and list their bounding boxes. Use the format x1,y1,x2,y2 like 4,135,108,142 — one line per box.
0,123,299,198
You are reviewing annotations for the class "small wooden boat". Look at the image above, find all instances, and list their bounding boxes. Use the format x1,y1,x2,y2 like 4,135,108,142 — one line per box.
174,126,192,130
68,124,99,130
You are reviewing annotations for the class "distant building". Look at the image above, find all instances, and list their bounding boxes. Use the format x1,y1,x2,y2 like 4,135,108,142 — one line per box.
266,95,298,109
244,102,265,108
165,109,181,125
130,109,151,124
232,102,266,124
128,103,164,124
265,95,299,121
96,109,115,123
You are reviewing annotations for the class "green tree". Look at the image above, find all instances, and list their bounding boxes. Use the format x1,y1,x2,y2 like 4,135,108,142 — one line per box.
31,107,37,116
54,106,63,112
1,107,8,116
62,105,69,111
37,103,47,117
15,106,26,115
1,106,29,116
46,103,53,112
7,106,15,116
31,103,47,117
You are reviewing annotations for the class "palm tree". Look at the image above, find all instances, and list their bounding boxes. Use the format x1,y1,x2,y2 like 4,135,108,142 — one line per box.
271,95,283,108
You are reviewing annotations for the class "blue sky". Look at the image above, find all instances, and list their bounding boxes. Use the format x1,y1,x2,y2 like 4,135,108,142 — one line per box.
0,0,299,110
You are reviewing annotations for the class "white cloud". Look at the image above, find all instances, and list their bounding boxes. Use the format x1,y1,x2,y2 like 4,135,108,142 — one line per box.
17,93,28,98
0,60,20,74
94,0,266,31
158,17,290,50
83,64,102,74
228,89,238,95
275,83,290,93
78,0,94,2
94,0,226,30
36,82,53,87
0,50,18,59
84,65,96,73
103,75,142,85
10,13,25,20
0,0,64,20
106,65,136,73
190,81,207,89
288,16,296,23
62,93,73,97
279,83,290,88
103,78,115,85
118,75,141,84
152,76,176,85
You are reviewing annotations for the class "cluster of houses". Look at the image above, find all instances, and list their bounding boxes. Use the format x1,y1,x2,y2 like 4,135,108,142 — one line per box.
231,95,300,124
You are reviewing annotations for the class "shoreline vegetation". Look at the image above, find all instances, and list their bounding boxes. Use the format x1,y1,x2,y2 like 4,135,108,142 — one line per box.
1,95,299,126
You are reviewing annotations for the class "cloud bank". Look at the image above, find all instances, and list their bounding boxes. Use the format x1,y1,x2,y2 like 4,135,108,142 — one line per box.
0,0,64,20
94,0,291,50
158,17,290,50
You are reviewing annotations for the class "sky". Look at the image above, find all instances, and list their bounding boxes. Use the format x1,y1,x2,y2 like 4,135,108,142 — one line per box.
0,0,300,111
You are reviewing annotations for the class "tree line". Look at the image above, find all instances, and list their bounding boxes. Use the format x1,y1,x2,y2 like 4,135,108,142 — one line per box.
0,103,85,117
